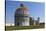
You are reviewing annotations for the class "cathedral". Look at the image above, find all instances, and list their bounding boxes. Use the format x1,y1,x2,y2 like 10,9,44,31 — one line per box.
14,3,40,26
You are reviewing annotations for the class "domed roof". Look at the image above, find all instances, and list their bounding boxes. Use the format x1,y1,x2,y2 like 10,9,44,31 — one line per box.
15,4,29,15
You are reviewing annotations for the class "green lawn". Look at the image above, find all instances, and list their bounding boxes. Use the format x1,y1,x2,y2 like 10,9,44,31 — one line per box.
5,25,45,30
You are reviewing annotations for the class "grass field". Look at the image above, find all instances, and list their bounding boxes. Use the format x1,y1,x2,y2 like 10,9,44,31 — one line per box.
5,25,45,30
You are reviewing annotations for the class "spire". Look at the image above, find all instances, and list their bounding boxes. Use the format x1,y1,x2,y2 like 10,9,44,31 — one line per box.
37,17,40,21
38,17,40,20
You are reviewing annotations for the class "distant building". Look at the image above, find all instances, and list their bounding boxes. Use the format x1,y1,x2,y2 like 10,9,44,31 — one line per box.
5,24,14,26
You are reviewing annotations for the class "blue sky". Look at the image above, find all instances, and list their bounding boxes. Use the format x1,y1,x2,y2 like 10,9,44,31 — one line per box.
6,1,45,24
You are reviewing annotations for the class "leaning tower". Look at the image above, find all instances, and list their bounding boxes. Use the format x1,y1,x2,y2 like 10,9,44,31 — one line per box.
14,4,29,26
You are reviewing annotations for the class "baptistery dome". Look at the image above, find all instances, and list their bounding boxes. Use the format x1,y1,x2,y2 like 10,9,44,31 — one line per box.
15,4,29,16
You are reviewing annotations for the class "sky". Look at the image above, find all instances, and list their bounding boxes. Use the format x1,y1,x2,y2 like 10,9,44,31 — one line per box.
6,1,45,24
